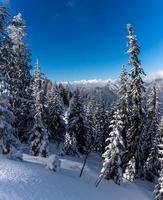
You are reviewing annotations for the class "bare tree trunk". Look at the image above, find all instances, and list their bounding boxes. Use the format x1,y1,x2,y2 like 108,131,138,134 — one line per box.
79,152,89,177
95,175,104,187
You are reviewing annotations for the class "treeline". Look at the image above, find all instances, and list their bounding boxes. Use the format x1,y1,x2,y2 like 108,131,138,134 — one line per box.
0,6,163,199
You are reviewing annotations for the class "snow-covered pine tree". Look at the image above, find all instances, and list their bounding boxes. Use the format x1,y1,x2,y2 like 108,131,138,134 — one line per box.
154,125,163,200
143,86,161,181
97,109,124,185
0,6,19,154
154,170,163,200
118,65,130,146
58,83,70,107
30,59,49,157
63,89,87,155
7,13,34,142
47,84,65,142
84,100,96,150
93,100,110,154
125,24,146,176
123,156,136,182
30,116,49,157
0,79,19,154
32,59,48,124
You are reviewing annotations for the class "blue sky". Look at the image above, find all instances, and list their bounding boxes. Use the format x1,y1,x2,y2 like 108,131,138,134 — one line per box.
1,0,163,81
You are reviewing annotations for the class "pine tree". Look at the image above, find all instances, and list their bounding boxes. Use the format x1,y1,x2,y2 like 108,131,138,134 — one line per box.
125,24,146,176
7,13,34,142
123,156,136,182
63,89,87,155
30,59,49,157
119,65,130,145
84,100,96,152
32,59,48,124
143,86,161,181
119,65,128,113
47,84,65,141
154,126,163,200
97,109,124,185
58,83,70,106
154,171,163,200
0,80,19,153
0,6,19,153
30,116,49,157
93,100,110,154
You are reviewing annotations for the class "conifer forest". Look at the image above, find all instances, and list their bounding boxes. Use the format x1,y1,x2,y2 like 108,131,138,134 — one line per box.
0,4,163,200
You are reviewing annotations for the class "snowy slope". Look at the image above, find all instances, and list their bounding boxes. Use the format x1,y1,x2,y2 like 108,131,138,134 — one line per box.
0,153,154,200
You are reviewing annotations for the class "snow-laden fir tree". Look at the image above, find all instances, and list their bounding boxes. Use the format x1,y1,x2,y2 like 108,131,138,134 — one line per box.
63,89,87,155
143,86,161,181
125,24,146,176
58,83,70,107
30,59,49,157
63,131,78,156
84,100,96,152
97,109,124,185
32,59,48,124
0,6,19,154
154,170,163,200
154,125,163,200
30,116,49,157
47,84,65,141
93,100,110,154
118,65,130,146
0,80,19,153
123,156,136,182
7,13,34,142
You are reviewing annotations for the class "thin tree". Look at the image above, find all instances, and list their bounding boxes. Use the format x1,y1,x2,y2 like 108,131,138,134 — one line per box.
96,109,124,186
125,24,146,177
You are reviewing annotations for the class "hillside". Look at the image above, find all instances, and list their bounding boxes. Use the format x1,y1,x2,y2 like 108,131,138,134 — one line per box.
0,153,154,200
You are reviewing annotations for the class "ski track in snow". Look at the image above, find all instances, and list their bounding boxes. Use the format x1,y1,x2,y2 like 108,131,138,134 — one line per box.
0,154,154,200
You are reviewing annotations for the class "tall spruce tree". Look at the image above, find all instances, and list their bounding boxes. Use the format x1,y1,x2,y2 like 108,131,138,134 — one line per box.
119,65,129,146
154,124,163,200
0,6,19,154
93,100,110,154
63,89,87,155
47,84,65,141
30,59,49,157
125,24,146,177
97,109,124,185
143,86,161,181
7,13,34,142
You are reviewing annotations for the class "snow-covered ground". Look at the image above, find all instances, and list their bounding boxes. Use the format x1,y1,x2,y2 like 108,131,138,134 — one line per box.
0,153,154,200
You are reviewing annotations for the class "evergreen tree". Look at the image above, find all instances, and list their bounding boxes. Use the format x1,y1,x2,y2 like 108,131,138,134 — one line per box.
0,80,19,153
97,109,124,185
30,59,49,157
143,86,161,181
125,24,146,176
63,89,87,155
30,116,49,157
93,100,110,154
123,156,136,182
118,65,130,146
154,170,163,200
0,6,19,154
84,100,96,152
7,13,33,142
47,84,65,141
58,83,70,106
154,126,163,200
32,59,49,124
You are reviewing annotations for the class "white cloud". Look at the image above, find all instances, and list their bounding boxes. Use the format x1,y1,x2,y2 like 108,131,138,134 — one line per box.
145,70,163,82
